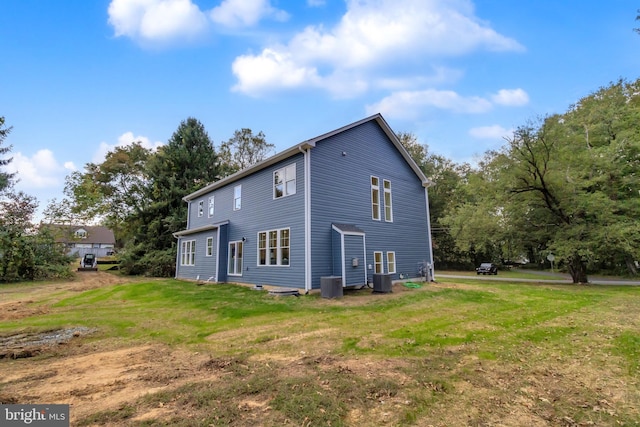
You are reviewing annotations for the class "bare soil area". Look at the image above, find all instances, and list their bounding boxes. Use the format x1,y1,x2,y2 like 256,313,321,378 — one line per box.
1,273,637,426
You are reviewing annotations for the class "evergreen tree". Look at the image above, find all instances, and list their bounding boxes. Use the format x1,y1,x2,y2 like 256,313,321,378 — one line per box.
0,116,16,193
120,118,221,276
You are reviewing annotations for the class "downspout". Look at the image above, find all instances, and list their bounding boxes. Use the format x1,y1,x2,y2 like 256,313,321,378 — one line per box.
424,185,435,281
300,145,312,293
215,227,221,283
174,237,180,279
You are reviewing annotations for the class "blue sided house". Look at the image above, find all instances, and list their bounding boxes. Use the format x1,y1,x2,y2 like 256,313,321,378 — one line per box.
174,114,435,292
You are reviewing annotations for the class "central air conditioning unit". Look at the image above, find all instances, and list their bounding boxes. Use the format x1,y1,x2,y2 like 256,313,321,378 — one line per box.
373,273,392,293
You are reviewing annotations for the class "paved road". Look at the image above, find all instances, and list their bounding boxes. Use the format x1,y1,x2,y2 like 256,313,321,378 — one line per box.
435,270,640,286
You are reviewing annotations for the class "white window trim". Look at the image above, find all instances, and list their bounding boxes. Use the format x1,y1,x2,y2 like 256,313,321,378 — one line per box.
383,179,393,222
257,227,291,267
206,237,213,257
386,251,396,274
208,196,215,218
228,240,243,276
197,200,204,217
373,251,383,274
371,176,380,221
274,163,297,199
233,185,242,211
181,240,196,266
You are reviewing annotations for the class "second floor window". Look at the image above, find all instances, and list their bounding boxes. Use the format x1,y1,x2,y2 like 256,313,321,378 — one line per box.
383,179,393,222
371,176,380,220
198,200,204,217
208,196,215,217
274,163,296,199
234,185,242,210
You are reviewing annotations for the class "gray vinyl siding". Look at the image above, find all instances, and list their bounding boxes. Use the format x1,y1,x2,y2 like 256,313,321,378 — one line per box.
343,234,366,286
179,153,306,288
310,120,431,288
176,229,218,281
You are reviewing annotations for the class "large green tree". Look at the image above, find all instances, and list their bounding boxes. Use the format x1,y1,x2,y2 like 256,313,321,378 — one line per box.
46,142,153,246
218,128,274,176
119,117,221,276
0,116,16,193
0,190,73,282
444,79,640,282
397,131,475,269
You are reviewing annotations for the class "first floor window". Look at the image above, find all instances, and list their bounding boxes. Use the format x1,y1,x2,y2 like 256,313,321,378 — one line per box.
386,251,396,274
181,240,195,266
228,241,243,275
257,228,291,266
206,237,213,257
373,251,383,274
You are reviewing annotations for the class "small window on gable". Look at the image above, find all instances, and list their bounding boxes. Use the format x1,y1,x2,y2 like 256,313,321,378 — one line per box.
208,196,215,217
197,200,204,217
74,229,87,239
234,185,242,210
274,163,296,199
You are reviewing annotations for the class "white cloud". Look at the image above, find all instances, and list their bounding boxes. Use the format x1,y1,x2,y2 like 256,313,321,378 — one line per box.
491,88,529,106
7,150,75,190
108,0,209,43
365,89,493,120
210,0,289,28
108,0,289,43
469,125,513,140
232,0,523,96
93,132,164,163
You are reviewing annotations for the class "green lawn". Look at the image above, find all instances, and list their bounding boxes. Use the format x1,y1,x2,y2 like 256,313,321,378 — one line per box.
1,277,639,426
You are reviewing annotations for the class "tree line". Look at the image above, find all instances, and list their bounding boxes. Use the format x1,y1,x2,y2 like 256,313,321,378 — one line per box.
1,78,639,283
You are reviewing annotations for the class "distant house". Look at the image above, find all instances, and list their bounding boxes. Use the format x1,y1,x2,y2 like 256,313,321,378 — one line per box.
48,225,116,258
174,114,435,291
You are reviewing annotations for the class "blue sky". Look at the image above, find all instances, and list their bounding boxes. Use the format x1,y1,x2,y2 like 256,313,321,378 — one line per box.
1,0,639,220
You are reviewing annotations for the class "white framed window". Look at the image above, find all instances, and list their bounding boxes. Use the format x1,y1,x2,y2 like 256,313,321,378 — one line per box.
374,251,383,274
386,251,396,274
274,163,296,199
228,241,243,276
181,240,196,266
74,228,87,239
208,196,215,217
233,185,242,210
206,237,213,257
257,228,291,266
383,179,393,222
198,200,204,217
371,176,380,220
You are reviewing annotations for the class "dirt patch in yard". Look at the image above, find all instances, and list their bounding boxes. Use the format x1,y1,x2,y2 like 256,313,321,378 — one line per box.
1,273,638,426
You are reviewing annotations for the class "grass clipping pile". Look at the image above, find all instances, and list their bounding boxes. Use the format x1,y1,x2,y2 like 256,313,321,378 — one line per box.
0,273,638,426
